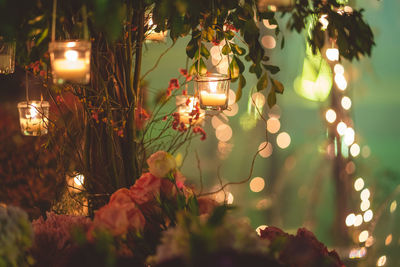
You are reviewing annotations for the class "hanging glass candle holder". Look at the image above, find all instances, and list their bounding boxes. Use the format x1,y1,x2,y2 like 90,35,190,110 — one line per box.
145,15,167,42
0,38,16,74
17,101,50,136
176,95,205,125
196,73,230,111
49,40,91,84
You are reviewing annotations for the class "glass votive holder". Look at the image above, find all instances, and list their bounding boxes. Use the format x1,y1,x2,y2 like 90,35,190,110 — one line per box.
18,101,50,136
49,40,91,84
0,38,16,74
176,95,205,125
196,73,230,111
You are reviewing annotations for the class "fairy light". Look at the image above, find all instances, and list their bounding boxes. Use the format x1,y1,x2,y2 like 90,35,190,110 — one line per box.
256,225,268,236
354,177,365,191
326,48,339,61
360,200,370,212
346,213,356,227
343,127,355,146
359,230,369,243
360,188,370,201
341,96,352,110
390,200,397,213
334,64,345,75
335,74,348,90
363,210,373,222
377,255,387,266
354,214,363,227
267,118,281,133
385,234,392,246
250,177,266,193
319,14,329,30
276,132,291,149
325,109,337,123
337,121,347,135
350,143,360,157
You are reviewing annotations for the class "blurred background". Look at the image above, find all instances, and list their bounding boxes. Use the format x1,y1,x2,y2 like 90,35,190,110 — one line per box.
1,0,399,266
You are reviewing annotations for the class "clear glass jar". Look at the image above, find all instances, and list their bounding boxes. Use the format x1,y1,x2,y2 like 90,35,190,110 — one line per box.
196,73,230,111
17,101,50,136
0,38,16,74
49,40,91,84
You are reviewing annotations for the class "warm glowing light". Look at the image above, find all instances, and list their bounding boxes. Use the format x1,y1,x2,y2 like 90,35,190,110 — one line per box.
366,236,375,247
349,247,367,259
267,118,281,133
344,6,353,13
268,105,281,119
390,200,397,213
250,177,266,193
341,96,352,110
377,255,387,266
251,92,266,109
216,124,233,142
256,225,268,236
361,200,370,212
29,106,38,118
346,161,356,174
337,122,347,135
361,188,371,201
66,42,76,48
228,89,237,105
319,14,329,30
362,146,371,158
256,199,271,210
211,114,228,129
326,48,339,61
258,142,273,158
209,81,218,93
354,178,365,191
65,50,78,61
385,234,392,246
227,192,234,204
364,209,373,222
277,132,291,149
325,109,337,123
344,127,355,146
261,35,276,49
345,213,355,226
335,74,348,90
223,103,239,117
334,64,344,75
74,174,84,187
263,19,277,29
350,143,360,157
354,214,363,227
359,230,369,243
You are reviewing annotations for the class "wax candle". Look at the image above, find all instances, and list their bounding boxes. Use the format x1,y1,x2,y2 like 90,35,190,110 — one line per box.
53,58,89,80
200,91,227,106
19,117,48,136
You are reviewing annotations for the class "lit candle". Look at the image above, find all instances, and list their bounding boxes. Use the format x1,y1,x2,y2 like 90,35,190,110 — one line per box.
19,117,48,136
199,91,227,106
18,101,50,136
52,50,89,81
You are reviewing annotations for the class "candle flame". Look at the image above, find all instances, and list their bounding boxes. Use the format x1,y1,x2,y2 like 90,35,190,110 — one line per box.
29,105,38,119
209,81,218,93
65,50,79,61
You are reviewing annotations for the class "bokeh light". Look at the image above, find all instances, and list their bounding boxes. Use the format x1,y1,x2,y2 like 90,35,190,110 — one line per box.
258,141,273,158
228,89,237,105
377,255,387,266
385,234,392,246
344,127,355,146
359,230,369,243
263,19,277,29
212,114,228,129
256,225,268,236
349,247,367,259
227,192,234,204
350,143,360,157
334,64,345,75
267,118,281,133
223,103,239,117
354,214,363,227
390,200,397,213
268,105,281,119
361,188,371,201
326,48,339,61
341,96,352,110
277,132,291,149
346,213,355,226
362,146,371,158
335,74,348,90
216,124,233,142
361,200,370,212
337,122,347,135
325,109,337,123
251,92,266,109
250,177,266,193
261,35,276,49
319,14,329,30
354,177,365,191
364,209,373,222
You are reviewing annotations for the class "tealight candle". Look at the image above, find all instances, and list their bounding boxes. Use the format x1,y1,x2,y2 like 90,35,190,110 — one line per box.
49,40,91,84
17,101,50,136
196,73,230,110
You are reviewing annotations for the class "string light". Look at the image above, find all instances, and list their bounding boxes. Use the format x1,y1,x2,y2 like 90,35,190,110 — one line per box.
319,14,329,30
390,200,397,213
363,210,373,222
334,64,345,75
350,143,360,157
360,188,371,201
346,213,356,226
250,177,266,193
276,132,291,149
359,230,369,243
337,122,347,135
354,214,363,227
344,127,355,146
267,118,281,133
354,177,365,191
341,96,352,110
377,255,387,266
326,48,339,61
325,109,337,123
360,200,370,211
335,74,348,90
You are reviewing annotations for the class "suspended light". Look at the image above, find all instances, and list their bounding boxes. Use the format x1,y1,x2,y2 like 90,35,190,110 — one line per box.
361,200,370,212
354,177,365,191
319,14,329,30
335,74,348,91
364,210,373,222
361,188,371,201
344,127,355,146
350,143,360,157
196,73,230,111
326,48,339,61
354,214,363,227
359,230,369,243
18,101,50,136
341,96,352,110
336,121,347,135
334,64,345,75
345,213,355,227
325,109,337,123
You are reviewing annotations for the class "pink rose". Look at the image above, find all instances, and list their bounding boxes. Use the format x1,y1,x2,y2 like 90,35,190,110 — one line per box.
147,151,177,178
93,204,129,236
124,203,146,230
110,188,134,205
130,172,162,205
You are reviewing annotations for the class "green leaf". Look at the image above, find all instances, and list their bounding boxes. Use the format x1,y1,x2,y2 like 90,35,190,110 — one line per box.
186,38,198,59
221,43,231,55
230,43,245,55
36,28,48,46
236,74,246,102
229,56,240,79
200,45,210,59
267,91,276,108
263,64,280,74
271,79,284,94
257,72,268,91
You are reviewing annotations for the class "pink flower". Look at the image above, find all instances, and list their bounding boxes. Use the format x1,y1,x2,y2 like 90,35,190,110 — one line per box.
110,188,134,205
93,204,130,236
146,151,177,178
130,172,162,205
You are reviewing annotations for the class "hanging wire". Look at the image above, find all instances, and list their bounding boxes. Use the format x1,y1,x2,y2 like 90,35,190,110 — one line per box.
51,0,57,42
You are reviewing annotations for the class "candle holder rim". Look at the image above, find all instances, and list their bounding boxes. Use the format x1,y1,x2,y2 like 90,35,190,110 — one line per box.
195,73,230,82
49,40,91,49
17,100,50,108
